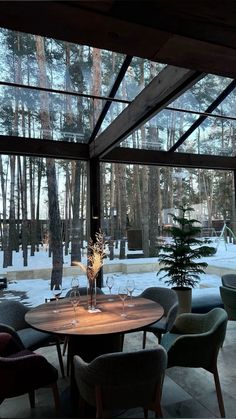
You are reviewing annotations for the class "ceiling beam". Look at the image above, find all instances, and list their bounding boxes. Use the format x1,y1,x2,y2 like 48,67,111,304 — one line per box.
1,2,236,78
89,66,203,158
103,147,236,171
0,136,89,160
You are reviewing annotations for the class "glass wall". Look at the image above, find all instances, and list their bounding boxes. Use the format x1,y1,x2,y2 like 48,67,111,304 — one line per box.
0,154,87,287
101,162,236,259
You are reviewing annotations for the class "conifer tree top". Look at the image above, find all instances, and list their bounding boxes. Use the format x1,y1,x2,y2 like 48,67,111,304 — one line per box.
157,204,216,288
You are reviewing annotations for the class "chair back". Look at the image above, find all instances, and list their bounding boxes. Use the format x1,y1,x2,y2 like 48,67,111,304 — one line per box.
140,287,178,317
0,301,29,331
74,347,167,411
65,286,104,298
221,274,236,289
220,286,236,320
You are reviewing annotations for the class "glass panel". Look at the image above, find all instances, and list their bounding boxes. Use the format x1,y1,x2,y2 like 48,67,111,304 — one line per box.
0,154,87,290
120,109,198,151
0,85,107,142
180,116,236,156
115,57,166,101
168,74,233,113
0,28,125,97
101,163,236,277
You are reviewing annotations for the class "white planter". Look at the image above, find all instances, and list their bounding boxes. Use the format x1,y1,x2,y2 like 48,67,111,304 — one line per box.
172,287,192,315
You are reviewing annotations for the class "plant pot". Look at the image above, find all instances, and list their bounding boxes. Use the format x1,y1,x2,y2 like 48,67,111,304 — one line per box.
172,286,192,315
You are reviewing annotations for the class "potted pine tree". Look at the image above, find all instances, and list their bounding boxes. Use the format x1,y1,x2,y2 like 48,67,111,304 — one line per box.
157,204,216,314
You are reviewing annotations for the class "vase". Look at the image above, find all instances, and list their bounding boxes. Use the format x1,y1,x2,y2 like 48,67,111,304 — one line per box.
87,276,97,311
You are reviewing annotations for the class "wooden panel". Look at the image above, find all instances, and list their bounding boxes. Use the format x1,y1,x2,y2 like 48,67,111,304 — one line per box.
1,2,236,78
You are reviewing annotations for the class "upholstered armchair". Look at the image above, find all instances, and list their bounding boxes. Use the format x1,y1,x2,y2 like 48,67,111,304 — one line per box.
221,274,236,289
161,307,228,417
74,347,167,419
140,287,178,347
220,285,236,320
0,332,60,410
0,300,64,377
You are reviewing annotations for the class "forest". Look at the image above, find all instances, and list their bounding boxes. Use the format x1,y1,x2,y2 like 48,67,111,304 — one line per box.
0,28,236,286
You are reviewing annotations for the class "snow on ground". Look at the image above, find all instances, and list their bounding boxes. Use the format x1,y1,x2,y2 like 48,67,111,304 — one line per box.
0,240,235,307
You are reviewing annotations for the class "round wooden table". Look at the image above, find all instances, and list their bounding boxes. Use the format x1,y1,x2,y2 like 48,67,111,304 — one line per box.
25,294,164,337
26,294,164,417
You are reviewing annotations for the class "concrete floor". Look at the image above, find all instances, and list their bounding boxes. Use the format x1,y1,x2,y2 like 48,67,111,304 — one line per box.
1,321,236,418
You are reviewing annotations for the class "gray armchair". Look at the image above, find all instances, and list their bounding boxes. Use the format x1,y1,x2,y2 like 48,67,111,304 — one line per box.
161,307,228,418
74,347,167,419
221,274,236,289
0,300,64,377
220,285,236,320
140,287,178,347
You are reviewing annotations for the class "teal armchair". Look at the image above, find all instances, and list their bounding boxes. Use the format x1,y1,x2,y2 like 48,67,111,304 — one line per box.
161,307,228,418
220,285,236,320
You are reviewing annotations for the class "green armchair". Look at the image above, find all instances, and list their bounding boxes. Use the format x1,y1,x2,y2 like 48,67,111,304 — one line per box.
220,285,236,320
74,347,167,419
161,307,228,418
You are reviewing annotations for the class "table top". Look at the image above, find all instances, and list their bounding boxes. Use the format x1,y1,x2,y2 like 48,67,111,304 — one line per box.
25,294,164,336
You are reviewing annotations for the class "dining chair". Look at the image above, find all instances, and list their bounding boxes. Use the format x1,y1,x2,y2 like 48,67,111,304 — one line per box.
140,287,178,347
220,285,236,320
161,307,228,418
0,300,65,377
221,274,236,289
0,331,60,411
73,347,167,419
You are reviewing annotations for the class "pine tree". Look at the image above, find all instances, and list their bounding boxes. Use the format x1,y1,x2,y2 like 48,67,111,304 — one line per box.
157,204,216,288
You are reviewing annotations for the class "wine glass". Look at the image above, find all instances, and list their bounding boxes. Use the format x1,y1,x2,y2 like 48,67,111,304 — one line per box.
52,284,62,313
69,289,80,326
118,285,128,317
71,276,79,289
106,275,114,301
126,279,135,307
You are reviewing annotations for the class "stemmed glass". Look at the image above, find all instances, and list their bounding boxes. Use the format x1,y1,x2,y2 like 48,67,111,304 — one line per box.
52,284,62,313
71,277,79,289
106,275,114,301
126,279,135,307
118,285,128,317
69,289,80,326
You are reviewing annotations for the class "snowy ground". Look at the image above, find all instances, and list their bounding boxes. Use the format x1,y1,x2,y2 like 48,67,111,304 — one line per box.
0,239,235,307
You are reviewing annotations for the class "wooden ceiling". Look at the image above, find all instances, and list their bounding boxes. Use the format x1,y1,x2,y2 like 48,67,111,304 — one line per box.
0,1,236,78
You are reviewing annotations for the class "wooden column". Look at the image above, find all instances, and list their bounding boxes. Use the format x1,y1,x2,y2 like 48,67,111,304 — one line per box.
88,158,103,288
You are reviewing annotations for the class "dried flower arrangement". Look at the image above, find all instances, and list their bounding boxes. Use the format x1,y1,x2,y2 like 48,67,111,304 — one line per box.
76,230,107,281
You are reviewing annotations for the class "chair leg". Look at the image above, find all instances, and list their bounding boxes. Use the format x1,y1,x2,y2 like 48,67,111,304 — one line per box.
51,382,61,413
142,331,147,349
213,367,225,417
56,340,65,378
28,391,35,408
143,408,148,419
63,336,68,356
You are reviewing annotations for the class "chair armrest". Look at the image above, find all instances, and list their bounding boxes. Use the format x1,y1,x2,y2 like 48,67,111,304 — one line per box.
166,302,179,331
166,332,219,369
171,312,207,334
0,332,24,355
0,323,24,349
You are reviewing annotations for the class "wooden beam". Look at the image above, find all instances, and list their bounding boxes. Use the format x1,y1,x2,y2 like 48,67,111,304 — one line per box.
90,66,203,158
1,2,236,78
0,136,89,160
102,147,236,171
